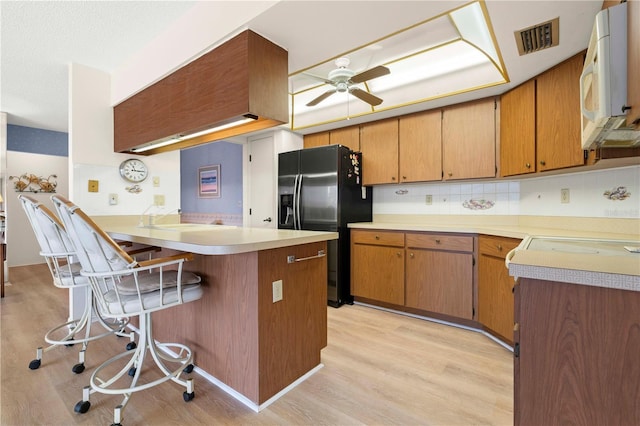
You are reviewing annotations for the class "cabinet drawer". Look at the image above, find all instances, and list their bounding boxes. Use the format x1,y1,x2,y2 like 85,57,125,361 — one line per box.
351,230,405,247
479,235,521,259
406,233,473,252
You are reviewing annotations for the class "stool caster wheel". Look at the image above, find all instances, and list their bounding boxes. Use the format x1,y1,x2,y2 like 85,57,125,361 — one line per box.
183,391,195,402
29,359,41,370
128,367,136,377
72,363,85,374
111,423,122,426
126,342,137,351
74,400,91,414
183,364,194,374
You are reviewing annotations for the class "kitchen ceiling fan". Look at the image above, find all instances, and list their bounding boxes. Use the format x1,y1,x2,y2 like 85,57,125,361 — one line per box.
305,57,390,107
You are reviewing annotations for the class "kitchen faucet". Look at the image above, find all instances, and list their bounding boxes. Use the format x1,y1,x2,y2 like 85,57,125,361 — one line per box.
138,205,181,227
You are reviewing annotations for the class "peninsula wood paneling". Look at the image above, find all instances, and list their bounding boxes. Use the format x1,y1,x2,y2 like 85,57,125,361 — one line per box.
114,30,288,154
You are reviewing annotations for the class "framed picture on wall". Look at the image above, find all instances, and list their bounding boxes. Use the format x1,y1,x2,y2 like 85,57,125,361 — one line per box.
198,164,220,198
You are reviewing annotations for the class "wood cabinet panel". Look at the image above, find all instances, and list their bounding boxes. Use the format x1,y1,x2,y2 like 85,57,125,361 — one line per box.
329,126,360,151
399,110,442,182
351,229,405,247
405,249,473,319
442,98,496,180
536,53,585,171
351,243,404,305
515,278,640,425
628,0,640,127
303,132,329,149
500,80,536,177
478,235,520,343
406,233,473,252
360,119,399,185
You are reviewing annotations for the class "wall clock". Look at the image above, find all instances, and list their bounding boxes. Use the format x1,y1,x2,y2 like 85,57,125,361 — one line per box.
119,158,148,183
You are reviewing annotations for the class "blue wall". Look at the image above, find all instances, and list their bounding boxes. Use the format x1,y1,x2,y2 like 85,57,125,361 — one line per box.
180,141,243,214
7,124,68,156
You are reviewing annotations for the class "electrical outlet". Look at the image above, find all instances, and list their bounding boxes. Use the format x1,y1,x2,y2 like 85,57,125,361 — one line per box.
560,188,570,204
425,195,433,205
272,280,283,303
154,194,165,206
108,193,118,205
88,180,99,193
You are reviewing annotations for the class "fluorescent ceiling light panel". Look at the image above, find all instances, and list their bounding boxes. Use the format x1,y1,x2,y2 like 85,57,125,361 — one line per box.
288,1,508,130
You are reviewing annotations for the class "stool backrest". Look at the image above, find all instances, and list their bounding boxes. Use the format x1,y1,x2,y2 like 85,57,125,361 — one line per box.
19,195,74,257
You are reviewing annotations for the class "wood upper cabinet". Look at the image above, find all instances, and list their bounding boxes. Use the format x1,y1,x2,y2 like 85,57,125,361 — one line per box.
399,110,442,183
628,0,640,128
535,53,585,171
359,118,400,185
405,233,474,319
351,230,405,305
442,98,496,180
500,80,536,176
303,132,329,149
478,235,521,344
329,126,360,151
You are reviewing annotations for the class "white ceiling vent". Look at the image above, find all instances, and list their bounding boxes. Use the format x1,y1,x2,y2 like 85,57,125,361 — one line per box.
514,17,559,56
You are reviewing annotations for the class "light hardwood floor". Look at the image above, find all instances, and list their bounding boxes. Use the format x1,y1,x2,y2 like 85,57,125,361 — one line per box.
1,263,513,425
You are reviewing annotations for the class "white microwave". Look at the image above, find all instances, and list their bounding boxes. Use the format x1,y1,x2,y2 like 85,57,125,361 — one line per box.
580,2,639,149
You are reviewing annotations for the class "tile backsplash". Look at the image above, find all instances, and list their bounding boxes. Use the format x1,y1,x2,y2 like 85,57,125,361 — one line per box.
373,165,639,219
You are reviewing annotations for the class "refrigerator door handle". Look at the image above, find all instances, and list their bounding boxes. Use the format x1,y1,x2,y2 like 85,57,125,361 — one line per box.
292,174,298,230
295,174,303,230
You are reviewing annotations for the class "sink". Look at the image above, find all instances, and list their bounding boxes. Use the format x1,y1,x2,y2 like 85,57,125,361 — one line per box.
145,223,237,232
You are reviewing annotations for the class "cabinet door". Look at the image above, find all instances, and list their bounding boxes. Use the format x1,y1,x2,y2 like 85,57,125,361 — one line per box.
500,80,536,177
359,119,399,185
478,235,520,344
303,132,329,149
442,98,496,180
329,126,359,151
399,110,442,183
351,244,404,305
536,53,585,171
628,0,640,127
405,249,473,319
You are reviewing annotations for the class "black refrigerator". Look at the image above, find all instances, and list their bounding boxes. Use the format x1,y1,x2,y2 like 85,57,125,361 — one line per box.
278,144,372,307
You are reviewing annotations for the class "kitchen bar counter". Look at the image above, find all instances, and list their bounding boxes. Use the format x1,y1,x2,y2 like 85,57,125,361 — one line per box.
97,220,338,410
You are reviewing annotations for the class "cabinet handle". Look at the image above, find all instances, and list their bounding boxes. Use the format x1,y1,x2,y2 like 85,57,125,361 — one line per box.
396,252,402,258
287,250,326,264
409,252,414,258
391,176,396,181
435,239,441,244
447,172,453,177
540,160,546,166
375,235,380,240
402,176,407,180
525,163,531,168
497,244,503,251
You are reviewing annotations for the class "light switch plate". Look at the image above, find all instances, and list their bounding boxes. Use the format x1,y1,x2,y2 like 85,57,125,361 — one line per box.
108,193,118,205
153,176,160,187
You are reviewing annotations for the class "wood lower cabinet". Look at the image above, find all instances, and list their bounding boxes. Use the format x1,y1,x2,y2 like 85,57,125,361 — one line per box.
514,278,640,425
351,229,476,321
442,98,496,181
405,233,474,319
351,230,405,305
478,235,521,343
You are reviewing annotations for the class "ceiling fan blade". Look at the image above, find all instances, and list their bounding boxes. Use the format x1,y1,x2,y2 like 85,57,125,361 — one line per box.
306,89,337,107
349,88,383,106
350,65,390,84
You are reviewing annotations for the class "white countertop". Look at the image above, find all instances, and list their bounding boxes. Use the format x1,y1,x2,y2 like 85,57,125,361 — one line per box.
98,222,338,255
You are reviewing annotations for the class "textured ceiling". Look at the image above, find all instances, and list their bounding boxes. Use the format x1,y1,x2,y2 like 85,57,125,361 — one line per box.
1,1,603,135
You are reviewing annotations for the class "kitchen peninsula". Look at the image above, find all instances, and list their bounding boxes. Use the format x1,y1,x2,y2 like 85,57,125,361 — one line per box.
96,220,338,410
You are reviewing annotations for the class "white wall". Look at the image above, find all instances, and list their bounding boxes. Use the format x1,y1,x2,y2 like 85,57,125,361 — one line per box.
5,151,69,266
69,63,180,216
373,165,640,220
